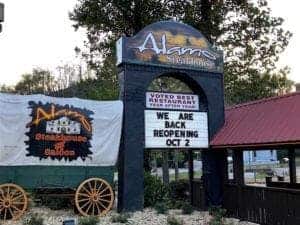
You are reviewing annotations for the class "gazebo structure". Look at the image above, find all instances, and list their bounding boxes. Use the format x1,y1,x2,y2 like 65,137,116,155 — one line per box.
210,92,300,225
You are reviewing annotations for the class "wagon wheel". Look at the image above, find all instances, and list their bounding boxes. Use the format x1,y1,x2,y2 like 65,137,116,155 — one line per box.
0,183,28,221
75,178,114,216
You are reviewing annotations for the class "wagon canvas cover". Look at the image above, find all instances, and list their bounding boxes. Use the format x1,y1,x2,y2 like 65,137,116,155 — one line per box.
0,93,123,166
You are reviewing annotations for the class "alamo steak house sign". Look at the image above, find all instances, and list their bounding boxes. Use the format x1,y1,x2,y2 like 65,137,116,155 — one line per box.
116,21,223,73
26,101,94,161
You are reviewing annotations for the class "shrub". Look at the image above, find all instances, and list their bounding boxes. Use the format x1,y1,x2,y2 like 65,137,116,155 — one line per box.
144,172,169,207
181,201,194,215
169,180,189,201
209,207,227,225
32,190,71,210
42,197,71,210
110,213,130,223
154,201,169,214
78,216,99,225
167,200,184,210
23,213,44,225
167,216,183,225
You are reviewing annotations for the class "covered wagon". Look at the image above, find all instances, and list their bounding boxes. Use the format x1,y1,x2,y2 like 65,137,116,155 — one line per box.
0,93,123,220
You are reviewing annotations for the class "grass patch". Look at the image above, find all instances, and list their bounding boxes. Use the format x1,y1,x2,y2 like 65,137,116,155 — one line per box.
111,213,130,223
78,216,99,225
209,207,231,225
169,172,202,181
23,213,44,225
181,201,194,215
167,216,183,225
154,201,169,214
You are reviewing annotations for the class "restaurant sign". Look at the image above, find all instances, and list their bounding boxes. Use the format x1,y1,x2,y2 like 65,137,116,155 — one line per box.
116,21,223,73
0,93,123,166
145,110,208,148
146,92,199,111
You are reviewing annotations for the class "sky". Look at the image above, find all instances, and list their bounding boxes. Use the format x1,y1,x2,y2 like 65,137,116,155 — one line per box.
0,0,299,86
0,0,86,86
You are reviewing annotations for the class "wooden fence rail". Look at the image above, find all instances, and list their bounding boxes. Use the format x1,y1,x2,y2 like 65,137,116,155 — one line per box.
224,184,300,225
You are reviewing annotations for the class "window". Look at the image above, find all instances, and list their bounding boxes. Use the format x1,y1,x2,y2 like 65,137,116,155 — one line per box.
227,149,234,180
193,151,202,179
295,149,300,183
244,149,289,186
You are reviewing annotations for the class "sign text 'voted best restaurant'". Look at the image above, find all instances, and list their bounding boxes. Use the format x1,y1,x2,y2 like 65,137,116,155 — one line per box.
146,92,199,110
145,92,208,148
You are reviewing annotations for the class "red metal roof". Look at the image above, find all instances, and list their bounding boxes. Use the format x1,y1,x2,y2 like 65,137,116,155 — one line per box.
210,92,300,148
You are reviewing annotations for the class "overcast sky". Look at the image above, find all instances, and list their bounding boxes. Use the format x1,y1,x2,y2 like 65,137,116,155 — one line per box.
0,0,299,86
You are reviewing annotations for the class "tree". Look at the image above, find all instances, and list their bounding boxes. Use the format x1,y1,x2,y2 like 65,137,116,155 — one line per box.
14,68,56,95
70,0,293,104
4,63,107,100
70,0,173,100
0,84,14,93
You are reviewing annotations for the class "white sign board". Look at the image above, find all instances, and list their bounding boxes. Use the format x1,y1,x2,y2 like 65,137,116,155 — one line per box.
146,92,199,110
145,110,208,148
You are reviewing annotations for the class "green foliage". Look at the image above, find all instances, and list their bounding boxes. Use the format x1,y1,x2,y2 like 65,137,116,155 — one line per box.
181,201,194,215
277,149,289,161
70,0,169,59
59,77,118,100
78,216,99,225
144,172,169,207
148,77,192,93
167,200,185,210
180,0,294,104
71,0,293,104
169,180,190,201
40,197,71,210
32,190,72,210
167,216,183,225
111,213,130,223
208,207,227,225
143,174,192,212
7,63,118,100
154,201,169,214
15,68,56,95
23,213,44,225
224,67,293,105
0,84,14,93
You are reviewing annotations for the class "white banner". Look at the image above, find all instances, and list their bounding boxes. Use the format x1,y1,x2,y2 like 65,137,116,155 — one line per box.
145,110,208,148
146,92,199,110
0,93,123,166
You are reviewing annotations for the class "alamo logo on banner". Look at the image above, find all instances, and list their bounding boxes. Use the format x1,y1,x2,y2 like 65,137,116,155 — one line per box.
146,92,199,110
145,110,208,148
26,101,94,161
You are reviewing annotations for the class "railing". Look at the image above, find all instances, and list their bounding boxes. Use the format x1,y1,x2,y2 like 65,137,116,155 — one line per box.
224,184,300,225
266,179,300,189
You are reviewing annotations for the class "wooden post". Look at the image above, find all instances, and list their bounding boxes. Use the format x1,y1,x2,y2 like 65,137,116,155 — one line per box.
233,150,244,185
174,151,179,181
144,150,151,172
288,148,296,184
188,150,194,204
162,151,169,185
223,149,229,183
